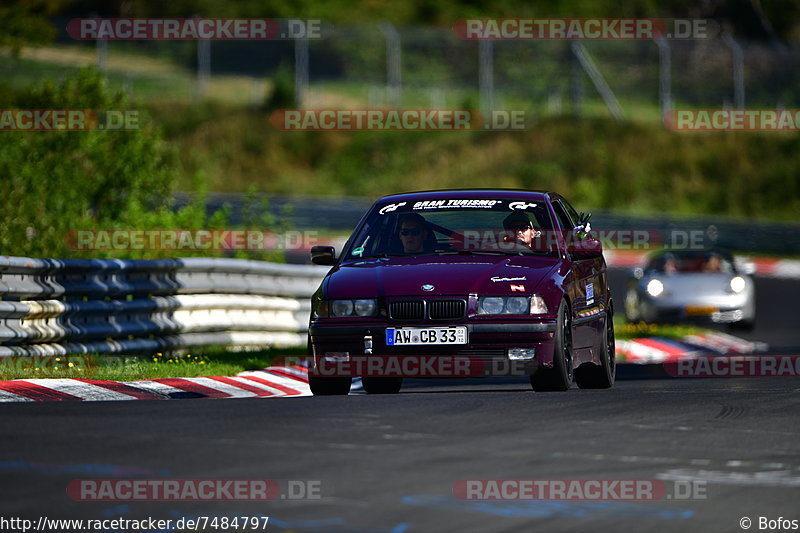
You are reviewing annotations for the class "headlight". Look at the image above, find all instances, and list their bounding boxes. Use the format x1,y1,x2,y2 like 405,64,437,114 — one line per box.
730,276,746,293
354,299,377,316
646,279,664,297
478,297,505,315
331,300,354,317
504,297,529,314
329,299,378,317
478,296,547,315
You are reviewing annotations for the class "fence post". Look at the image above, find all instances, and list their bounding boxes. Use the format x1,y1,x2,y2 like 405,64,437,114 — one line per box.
479,39,494,114
196,18,211,100
379,23,402,107
655,38,672,123
571,41,624,120
294,36,309,108
722,33,745,109
91,13,107,73
570,44,583,117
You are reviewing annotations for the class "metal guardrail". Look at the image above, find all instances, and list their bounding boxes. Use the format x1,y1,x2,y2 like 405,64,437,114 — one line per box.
0,256,328,357
179,193,800,257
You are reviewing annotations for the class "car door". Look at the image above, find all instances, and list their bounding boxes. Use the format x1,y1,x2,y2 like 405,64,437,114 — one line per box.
551,199,598,350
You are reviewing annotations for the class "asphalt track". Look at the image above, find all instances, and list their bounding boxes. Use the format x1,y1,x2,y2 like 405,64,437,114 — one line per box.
1,274,798,533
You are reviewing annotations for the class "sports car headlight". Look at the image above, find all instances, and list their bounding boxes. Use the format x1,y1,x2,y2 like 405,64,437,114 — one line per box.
646,279,664,297
730,276,746,294
329,299,378,317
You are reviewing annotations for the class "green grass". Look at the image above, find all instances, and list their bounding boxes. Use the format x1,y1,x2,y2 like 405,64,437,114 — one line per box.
5,44,800,224
0,345,309,382
613,315,706,341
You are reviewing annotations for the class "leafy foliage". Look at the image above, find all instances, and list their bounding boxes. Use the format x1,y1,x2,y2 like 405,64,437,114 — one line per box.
0,69,285,260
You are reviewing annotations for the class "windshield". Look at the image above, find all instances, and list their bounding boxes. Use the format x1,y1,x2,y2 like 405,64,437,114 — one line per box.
647,251,735,274
344,198,558,259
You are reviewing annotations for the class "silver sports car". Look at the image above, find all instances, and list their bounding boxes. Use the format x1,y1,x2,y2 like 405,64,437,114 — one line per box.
624,249,756,330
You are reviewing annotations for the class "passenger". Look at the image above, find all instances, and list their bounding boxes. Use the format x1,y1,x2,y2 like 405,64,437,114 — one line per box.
664,255,678,274
704,254,722,272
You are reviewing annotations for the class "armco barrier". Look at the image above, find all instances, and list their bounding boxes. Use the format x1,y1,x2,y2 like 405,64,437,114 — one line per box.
0,256,329,357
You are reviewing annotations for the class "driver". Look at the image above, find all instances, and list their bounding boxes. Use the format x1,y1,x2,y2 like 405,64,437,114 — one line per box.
398,213,430,254
502,211,536,250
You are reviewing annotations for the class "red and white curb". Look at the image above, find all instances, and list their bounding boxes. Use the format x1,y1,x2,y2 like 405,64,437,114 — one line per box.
0,365,329,403
0,332,769,400
617,331,769,364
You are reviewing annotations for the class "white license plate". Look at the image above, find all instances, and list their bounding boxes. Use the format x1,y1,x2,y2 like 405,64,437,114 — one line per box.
385,326,468,346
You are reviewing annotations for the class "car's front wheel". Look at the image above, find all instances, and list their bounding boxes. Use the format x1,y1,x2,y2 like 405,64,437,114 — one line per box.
575,305,616,389
309,376,352,396
362,377,403,394
307,336,351,396
531,299,574,392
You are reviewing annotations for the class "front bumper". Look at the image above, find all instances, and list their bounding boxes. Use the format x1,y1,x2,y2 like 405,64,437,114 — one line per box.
640,294,751,324
308,321,557,377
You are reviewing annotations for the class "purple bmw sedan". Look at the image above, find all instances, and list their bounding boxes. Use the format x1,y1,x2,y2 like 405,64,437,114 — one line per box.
307,189,615,395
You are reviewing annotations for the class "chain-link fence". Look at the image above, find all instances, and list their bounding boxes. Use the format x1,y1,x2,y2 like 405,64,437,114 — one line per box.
1,19,798,120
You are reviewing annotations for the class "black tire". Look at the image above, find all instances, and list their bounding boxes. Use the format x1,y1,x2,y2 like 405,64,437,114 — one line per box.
729,318,755,332
307,336,351,396
531,299,574,392
362,377,403,394
309,376,352,396
575,305,616,389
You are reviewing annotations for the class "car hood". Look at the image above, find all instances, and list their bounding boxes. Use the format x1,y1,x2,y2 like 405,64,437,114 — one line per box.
323,255,561,298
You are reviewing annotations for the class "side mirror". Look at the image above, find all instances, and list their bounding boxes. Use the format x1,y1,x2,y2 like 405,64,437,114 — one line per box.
311,245,336,266
568,233,603,260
